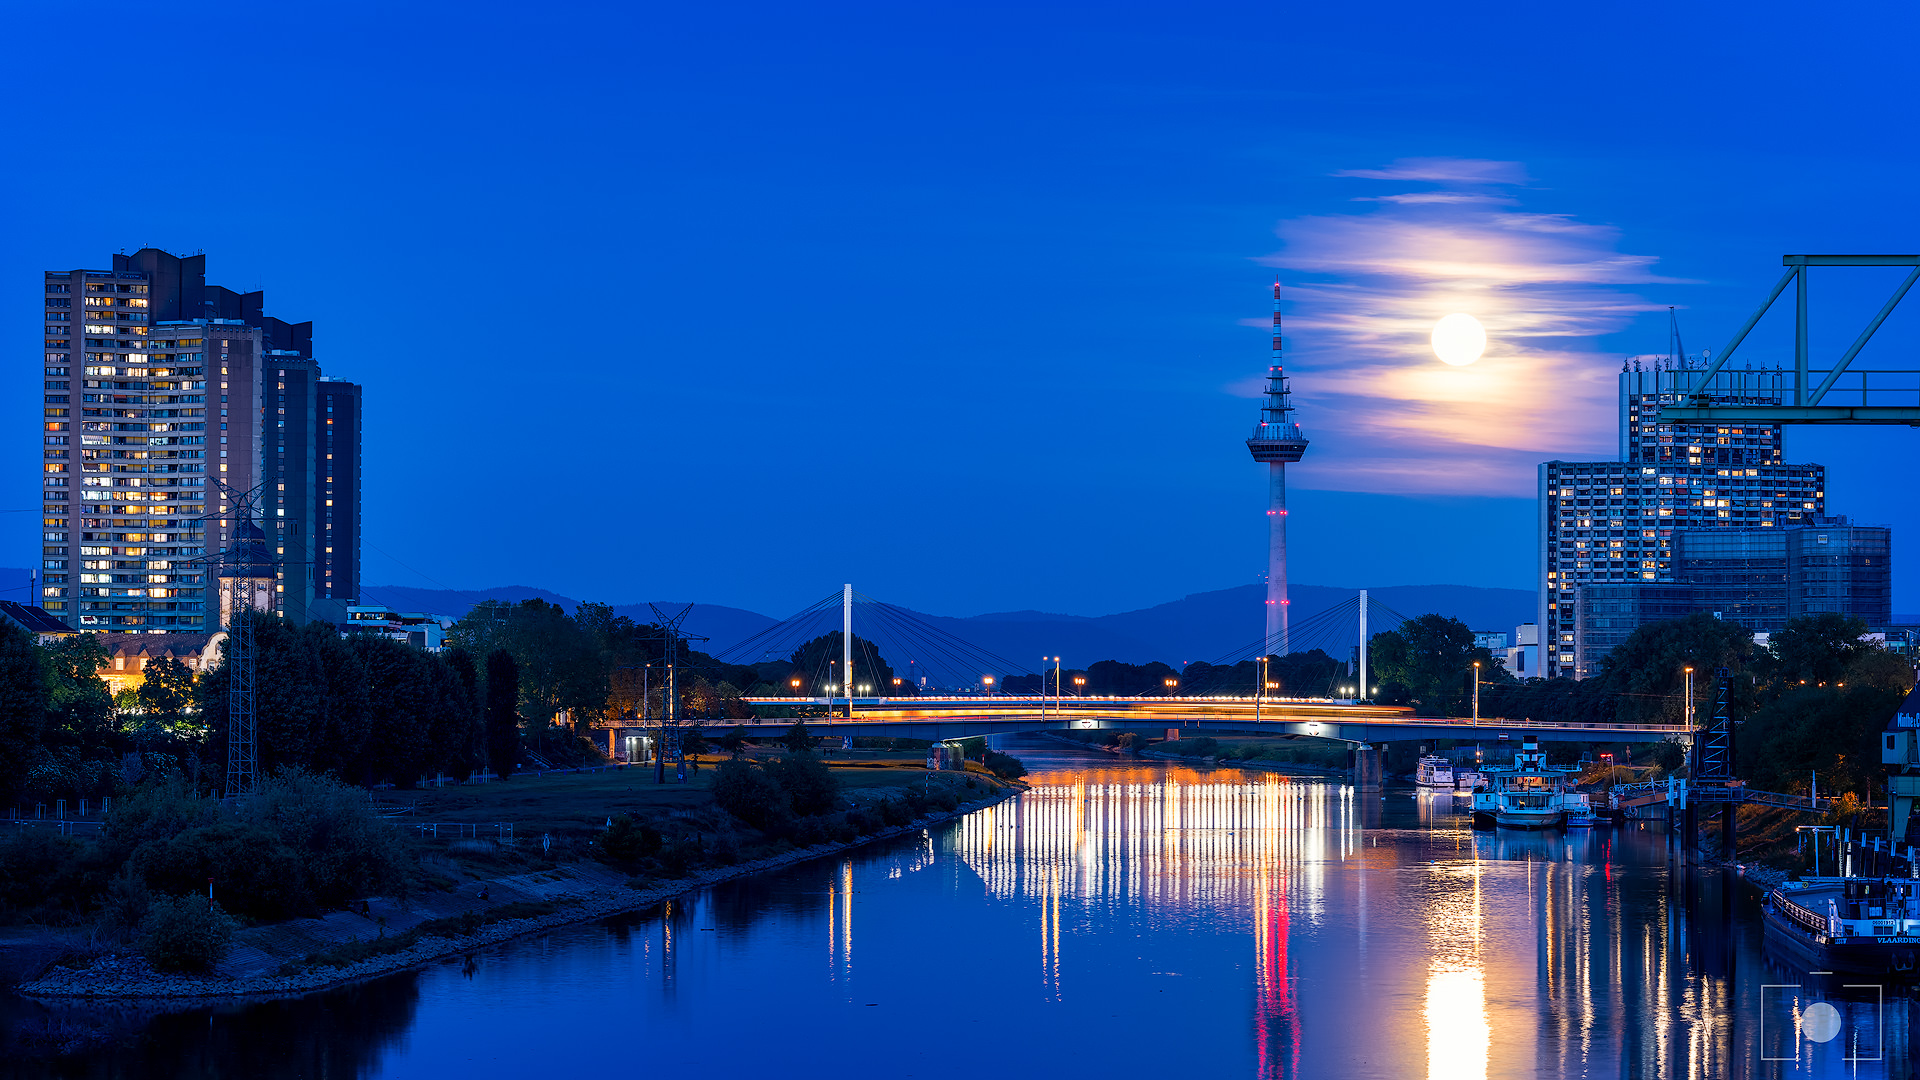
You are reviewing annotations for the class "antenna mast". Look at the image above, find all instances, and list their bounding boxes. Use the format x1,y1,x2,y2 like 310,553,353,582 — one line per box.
1245,281,1310,657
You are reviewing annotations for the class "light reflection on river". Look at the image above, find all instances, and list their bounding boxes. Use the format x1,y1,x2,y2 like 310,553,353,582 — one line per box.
6,738,1913,1079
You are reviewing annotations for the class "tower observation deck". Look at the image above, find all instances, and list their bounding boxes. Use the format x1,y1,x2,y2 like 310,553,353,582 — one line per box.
1246,282,1309,655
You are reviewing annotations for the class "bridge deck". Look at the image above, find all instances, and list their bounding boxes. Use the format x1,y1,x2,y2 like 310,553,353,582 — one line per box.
720,697,1689,744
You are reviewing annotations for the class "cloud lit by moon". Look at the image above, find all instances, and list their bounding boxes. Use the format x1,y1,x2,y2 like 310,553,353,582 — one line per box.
1251,158,1680,497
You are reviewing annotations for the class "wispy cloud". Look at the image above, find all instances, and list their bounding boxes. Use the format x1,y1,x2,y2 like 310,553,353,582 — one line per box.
1333,157,1530,185
1250,157,1677,496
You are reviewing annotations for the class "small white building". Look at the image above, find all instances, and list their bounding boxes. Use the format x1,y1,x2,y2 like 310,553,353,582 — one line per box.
1504,623,1541,679
344,606,454,651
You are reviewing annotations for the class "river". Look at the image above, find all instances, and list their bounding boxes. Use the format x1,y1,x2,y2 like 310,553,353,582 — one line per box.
5,738,1911,1079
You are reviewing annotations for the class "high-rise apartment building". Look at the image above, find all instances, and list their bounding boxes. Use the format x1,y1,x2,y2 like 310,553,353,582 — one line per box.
37,248,360,633
1538,364,1829,679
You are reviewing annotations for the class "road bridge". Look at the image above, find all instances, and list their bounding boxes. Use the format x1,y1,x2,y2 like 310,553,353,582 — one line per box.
737,696,1689,791
742,695,1689,744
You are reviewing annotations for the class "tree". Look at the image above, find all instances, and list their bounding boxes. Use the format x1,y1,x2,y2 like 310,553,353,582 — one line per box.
1367,614,1500,714
39,633,115,757
1084,659,1179,696
485,650,521,781
350,636,437,788
710,758,790,829
765,754,840,815
1764,613,1875,692
443,648,484,780
0,622,47,808
134,656,195,738
1594,612,1758,726
782,720,813,753
449,600,608,733
786,633,898,696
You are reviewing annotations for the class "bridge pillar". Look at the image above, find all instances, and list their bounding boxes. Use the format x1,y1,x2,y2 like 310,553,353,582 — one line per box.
1350,744,1382,793
1722,800,1737,859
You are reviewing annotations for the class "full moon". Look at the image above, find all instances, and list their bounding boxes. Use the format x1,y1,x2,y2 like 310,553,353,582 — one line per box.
1431,313,1487,366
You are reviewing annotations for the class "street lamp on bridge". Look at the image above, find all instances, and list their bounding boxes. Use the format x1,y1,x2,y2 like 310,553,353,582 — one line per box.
1163,677,1178,697
1472,660,1481,725
1073,676,1086,697
981,676,995,696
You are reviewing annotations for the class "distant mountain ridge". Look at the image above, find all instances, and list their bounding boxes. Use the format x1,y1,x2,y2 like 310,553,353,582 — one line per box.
352,580,1535,668
0,566,1534,669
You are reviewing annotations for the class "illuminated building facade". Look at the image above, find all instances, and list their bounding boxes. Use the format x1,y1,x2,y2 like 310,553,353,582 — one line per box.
36,248,360,633
1536,364,1891,679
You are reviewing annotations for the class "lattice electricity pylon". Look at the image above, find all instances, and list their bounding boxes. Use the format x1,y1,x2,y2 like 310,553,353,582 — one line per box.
1692,666,1736,782
647,604,709,783
192,480,274,799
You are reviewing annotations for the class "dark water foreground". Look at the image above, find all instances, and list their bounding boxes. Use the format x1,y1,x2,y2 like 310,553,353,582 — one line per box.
4,739,1908,1079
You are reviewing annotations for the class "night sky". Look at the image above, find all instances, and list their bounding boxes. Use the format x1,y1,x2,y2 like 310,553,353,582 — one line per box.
4,1,1916,618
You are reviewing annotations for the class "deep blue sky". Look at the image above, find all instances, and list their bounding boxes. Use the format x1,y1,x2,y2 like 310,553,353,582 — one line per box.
4,1,1916,618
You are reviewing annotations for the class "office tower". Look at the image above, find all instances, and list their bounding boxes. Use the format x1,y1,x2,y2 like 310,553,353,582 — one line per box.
1572,518,1891,673
1246,283,1309,654
1537,361,1889,679
37,248,359,632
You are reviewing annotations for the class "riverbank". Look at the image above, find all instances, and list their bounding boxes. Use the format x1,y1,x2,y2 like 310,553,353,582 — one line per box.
14,781,1024,1004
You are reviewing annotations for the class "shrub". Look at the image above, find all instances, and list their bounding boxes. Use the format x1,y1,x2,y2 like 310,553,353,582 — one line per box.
596,814,663,865
1168,738,1216,759
879,797,915,827
1650,740,1686,775
765,754,841,816
141,895,236,973
711,759,791,830
100,868,151,934
0,829,107,925
792,816,830,847
984,751,1028,780
124,770,410,921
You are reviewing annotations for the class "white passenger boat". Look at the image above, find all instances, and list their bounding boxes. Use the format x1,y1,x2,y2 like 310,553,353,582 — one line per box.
1470,737,1585,830
1414,755,1455,789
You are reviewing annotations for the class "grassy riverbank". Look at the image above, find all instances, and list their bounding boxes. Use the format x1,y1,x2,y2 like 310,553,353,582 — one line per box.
2,751,1026,1003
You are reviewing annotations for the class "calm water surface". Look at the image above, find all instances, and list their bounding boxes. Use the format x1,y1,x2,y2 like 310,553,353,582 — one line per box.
7,738,1912,1079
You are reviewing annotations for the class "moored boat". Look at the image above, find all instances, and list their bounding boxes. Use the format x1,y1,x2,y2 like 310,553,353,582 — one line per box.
1414,755,1455,789
1470,736,1583,830
1764,876,1920,976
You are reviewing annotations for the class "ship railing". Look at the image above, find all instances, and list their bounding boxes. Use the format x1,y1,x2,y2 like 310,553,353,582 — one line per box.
1774,894,1830,935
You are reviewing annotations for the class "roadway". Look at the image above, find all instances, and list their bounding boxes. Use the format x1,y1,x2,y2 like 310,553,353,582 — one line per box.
736,696,1690,746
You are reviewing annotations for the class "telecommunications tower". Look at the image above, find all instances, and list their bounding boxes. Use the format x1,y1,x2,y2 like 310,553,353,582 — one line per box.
1245,282,1309,655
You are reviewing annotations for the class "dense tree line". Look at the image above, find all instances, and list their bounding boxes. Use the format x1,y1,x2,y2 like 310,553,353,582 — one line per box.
446,600,766,738
0,629,128,807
